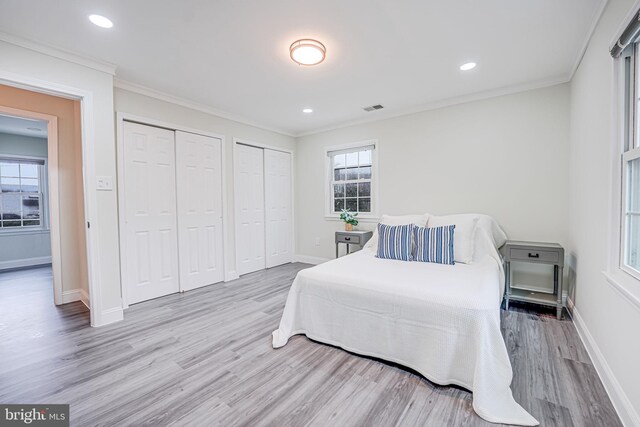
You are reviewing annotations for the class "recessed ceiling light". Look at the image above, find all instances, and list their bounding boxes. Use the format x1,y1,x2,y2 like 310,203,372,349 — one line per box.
302,108,313,113
460,62,477,71
89,14,113,28
290,39,326,66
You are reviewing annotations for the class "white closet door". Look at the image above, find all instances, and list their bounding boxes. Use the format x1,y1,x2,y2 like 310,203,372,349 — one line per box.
235,144,265,275
123,122,179,304
264,150,292,268
176,131,224,291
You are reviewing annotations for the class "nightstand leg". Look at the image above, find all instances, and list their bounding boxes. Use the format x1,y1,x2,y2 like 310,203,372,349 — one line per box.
556,266,563,320
336,243,339,259
347,244,350,255
505,261,511,310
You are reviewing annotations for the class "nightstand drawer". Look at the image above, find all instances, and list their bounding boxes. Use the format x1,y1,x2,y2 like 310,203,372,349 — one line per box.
509,248,559,263
335,234,361,244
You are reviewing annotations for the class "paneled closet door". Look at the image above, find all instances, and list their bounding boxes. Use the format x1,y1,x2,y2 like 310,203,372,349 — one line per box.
264,150,292,268
176,131,225,291
123,122,180,304
235,144,266,275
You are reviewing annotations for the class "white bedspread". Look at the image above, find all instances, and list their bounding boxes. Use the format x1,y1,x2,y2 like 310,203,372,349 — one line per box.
272,230,538,426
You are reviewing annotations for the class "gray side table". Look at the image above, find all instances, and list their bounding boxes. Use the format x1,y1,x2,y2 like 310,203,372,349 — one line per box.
335,230,373,258
501,240,565,319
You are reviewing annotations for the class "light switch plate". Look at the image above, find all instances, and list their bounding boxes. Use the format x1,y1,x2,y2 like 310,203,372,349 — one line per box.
96,176,113,191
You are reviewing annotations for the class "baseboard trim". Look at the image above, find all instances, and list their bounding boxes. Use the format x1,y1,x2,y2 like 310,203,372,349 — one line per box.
570,301,640,426
224,270,240,282
93,306,124,327
294,254,330,265
61,289,82,304
80,289,90,309
0,256,52,271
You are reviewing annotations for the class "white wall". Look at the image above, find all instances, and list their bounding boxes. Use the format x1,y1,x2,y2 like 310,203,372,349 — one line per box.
113,88,296,278
568,0,640,424
295,84,570,270
0,39,121,326
0,132,51,269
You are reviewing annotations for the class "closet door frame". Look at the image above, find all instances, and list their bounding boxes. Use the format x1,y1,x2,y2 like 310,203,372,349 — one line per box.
116,112,229,309
232,138,295,275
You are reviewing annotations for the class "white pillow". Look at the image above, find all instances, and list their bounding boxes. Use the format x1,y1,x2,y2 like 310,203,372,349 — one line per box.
363,213,430,250
428,214,479,264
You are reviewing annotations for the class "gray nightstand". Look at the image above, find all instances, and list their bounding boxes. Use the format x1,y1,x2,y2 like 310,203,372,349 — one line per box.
501,241,565,319
335,230,373,258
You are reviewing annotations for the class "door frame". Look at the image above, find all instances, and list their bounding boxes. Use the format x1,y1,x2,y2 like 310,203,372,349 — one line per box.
116,112,228,308
232,138,295,275
0,106,63,304
0,75,100,326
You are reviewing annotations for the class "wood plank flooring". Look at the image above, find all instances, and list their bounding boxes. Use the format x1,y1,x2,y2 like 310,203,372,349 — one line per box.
0,264,621,426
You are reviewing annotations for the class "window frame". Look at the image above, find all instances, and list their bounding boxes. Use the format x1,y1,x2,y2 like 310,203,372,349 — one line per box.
0,154,49,234
324,140,379,220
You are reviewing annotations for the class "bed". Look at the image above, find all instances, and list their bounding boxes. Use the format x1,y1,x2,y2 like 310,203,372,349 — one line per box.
272,219,538,426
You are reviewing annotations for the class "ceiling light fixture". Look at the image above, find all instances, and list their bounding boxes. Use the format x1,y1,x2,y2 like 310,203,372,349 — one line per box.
290,39,326,66
89,14,113,28
302,108,313,113
460,62,477,71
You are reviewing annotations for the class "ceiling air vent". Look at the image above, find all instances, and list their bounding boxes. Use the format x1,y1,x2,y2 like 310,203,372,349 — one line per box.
363,104,384,112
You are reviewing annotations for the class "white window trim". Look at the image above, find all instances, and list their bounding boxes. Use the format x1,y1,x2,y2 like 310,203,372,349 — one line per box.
324,139,379,221
0,154,49,234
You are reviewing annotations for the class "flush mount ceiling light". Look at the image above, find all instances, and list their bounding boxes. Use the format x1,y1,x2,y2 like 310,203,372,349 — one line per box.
290,39,326,66
460,62,477,71
89,14,113,28
302,108,313,113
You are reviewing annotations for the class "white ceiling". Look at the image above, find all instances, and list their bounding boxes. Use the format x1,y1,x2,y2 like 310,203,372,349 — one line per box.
0,0,604,136
0,114,47,138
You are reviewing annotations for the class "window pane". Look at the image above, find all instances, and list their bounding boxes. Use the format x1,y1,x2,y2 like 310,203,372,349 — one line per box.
334,168,346,181
23,220,40,227
20,164,38,179
22,196,40,218
333,154,345,168
20,178,38,193
345,183,357,197
0,163,19,177
346,167,358,180
334,198,344,212
346,151,358,167
333,184,345,198
1,195,21,218
358,198,371,213
358,166,371,179
358,182,371,197
1,177,20,192
345,198,357,212
2,220,21,227
359,150,371,166
627,214,640,270
629,157,640,212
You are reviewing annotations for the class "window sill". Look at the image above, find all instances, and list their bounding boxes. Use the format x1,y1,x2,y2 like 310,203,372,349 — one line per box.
0,228,50,237
602,270,640,311
324,215,380,223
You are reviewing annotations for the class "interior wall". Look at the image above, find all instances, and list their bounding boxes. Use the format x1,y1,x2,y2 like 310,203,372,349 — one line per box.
113,87,296,278
0,85,88,299
568,0,640,423
0,132,52,268
295,84,570,272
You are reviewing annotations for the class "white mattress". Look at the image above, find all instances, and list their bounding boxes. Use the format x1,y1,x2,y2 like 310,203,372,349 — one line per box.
272,230,538,426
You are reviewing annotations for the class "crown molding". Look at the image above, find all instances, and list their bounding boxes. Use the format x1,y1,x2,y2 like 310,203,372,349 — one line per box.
113,79,296,138
0,31,117,75
295,75,570,138
570,0,608,80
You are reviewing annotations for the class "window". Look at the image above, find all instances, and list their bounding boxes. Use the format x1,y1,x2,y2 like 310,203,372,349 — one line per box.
0,157,46,230
326,141,377,217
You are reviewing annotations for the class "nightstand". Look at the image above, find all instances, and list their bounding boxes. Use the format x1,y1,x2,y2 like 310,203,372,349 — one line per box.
501,241,565,319
335,230,373,258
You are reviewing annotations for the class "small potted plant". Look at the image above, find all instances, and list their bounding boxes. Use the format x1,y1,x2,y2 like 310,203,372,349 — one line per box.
339,209,358,231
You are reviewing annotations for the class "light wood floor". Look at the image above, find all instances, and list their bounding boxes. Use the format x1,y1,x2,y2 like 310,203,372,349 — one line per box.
0,264,621,426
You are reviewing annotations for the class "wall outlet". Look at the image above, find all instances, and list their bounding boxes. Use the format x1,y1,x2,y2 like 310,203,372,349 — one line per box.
315,237,321,246
96,176,113,191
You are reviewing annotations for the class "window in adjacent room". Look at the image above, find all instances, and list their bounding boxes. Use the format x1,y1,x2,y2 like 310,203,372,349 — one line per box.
326,141,377,217
0,157,46,230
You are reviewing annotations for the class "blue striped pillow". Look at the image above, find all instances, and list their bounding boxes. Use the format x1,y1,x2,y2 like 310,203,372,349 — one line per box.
413,225,455,265
376,223,415,261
